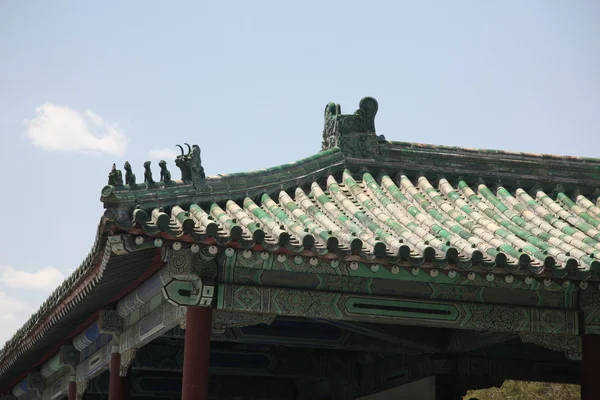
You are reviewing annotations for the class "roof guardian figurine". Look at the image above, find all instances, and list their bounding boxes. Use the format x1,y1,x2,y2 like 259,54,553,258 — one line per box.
175,143,206,184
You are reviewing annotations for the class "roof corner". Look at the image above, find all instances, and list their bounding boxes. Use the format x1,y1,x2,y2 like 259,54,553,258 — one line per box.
100,143,207,208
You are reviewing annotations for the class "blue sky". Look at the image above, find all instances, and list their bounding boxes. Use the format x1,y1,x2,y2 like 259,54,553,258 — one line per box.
0,0,598,344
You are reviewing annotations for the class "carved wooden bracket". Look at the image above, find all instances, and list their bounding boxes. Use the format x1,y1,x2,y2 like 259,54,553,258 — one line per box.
76,380,88,400
520,332,582,360
119,349,137,377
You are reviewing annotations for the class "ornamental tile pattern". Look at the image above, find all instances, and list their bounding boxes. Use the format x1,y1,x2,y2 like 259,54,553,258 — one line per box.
233,286,262,311
113,169,600,277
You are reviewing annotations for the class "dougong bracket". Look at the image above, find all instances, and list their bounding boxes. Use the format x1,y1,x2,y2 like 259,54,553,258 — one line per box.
321,96,384,158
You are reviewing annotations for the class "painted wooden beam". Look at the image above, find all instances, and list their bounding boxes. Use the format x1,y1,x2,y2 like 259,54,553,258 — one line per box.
11,372,43,398
216,283,580,335
40,346,79,379
40,373,72,400
72,324,101,352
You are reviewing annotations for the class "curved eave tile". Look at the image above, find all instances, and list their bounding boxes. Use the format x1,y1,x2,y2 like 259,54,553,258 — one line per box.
109,170,600,280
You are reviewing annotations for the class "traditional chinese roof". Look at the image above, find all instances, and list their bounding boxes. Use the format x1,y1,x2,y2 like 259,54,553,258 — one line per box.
105,167,600,277
0,230,163,389
1,96,600,391
100,97,600,279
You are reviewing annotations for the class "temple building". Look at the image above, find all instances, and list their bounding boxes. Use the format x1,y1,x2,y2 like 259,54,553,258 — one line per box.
1,97,599,400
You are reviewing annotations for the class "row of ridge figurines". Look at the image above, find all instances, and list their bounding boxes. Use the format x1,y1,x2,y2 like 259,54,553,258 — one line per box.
108,143,205,186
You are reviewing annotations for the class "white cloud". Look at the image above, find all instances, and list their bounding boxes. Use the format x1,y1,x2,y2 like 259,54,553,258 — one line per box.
0,266,65,290
149,148,178,161
0,291,33,346
24,103,129,156
0,266,66,347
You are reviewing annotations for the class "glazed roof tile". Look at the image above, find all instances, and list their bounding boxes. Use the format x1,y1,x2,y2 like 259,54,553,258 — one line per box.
109,169,600,278
99,97,600,280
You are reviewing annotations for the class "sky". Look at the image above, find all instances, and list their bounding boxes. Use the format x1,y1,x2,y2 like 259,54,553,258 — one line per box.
0,0,599,346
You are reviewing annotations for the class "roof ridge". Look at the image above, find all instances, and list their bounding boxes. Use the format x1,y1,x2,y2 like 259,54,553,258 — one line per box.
101,147,346,210
100,97,600,213
387,140,600,163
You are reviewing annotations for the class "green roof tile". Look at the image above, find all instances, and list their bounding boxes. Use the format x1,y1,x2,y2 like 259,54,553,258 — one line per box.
104,169,600,278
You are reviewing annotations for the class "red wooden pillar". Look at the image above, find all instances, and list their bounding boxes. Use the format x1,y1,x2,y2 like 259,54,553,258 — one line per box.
582,335,600,400
109,348,128,400
182,307,212,400
68,375,76,400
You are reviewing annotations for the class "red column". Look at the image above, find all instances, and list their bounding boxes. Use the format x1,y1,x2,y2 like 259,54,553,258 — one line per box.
109,349,128,400
182,307,212,400
68,376,76,400
582,335,600,400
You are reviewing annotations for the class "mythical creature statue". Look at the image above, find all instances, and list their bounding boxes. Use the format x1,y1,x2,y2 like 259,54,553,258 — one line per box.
320,97,384,157
143,161,154,184
175,143,206,183
108,163,123,186
321,102,340,151
124,161,136,185
158,160,172,183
